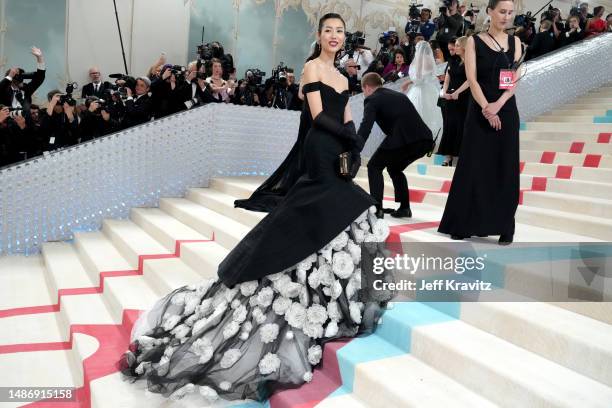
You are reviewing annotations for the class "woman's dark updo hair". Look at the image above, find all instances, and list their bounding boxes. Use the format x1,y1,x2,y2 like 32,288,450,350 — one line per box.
486,0,513,13
306,13,346,62
393,48,406,62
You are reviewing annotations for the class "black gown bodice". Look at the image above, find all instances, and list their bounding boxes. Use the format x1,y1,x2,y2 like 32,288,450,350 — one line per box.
473,34,517,110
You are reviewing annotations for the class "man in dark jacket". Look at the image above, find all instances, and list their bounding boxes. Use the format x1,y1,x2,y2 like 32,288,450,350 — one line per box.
0,47,46,108
122,77,153,129
357,73,433,219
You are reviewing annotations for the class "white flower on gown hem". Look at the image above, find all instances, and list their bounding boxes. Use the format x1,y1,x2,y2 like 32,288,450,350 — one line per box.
199,298,213,314
285,330,294,340
164,345,176,358
280,282,302,298
326,301,342,321
297,253,317,271
220,348,242,368
155,356,170,376
253,307,267,324
350,301,363,324
243,321,253,332
171,324,191,339
240,332,249,341
137,335,158,350
303,321,324,339
260,323,280,343
267,272,284,282
272,296,292,315
332,251,354,279
353,229,365,243
233,305,248,323
194,278,215,297
347,241,361,264
323,280,342,300
259,352,281,375
359,221,370,231
184,293,201,315
372,219,390,241
325,320,339,337
162,314,182,331
297,268,307,284
306,304,328,325
307,268,321,289
200,385,219,401
223,321,240,339
369,205,377,213
286,302,307,329
346,278,358,299
299,286,310,307
330,231,349,251
257,287,274,308
303,371,314,382
273,274,292,292
224,287,239,303
190,338,214,363
308,345,322,365
249,295,259,307
169,383,195,400
355,209,368,224
240,280,259,297
219,381,232,391
318,264,334,287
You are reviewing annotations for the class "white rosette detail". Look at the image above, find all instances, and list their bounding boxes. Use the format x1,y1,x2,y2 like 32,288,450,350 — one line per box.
272,274,292,293
272,296,292,316
297,253,317,272
359,221,370,231
297,268,307,284
349,301,363,324
355,209,368,224
307,268,321,289
171,324,191,339
137,335,159,350
319,245,333,263
347,241,361,264
372,218,390,241
195,278,216,297
369,205,377,214
199,385,219,402
171,292,186,306
224,287,239,303
267,272,285,282
230,299,241,310
323,280,343,300
326,301,342,321
353,229,366,243
318,264,334,287
232,304,248,324
299,285,310,307
257,287,274,308
220,348,242,368
332,251,354,279
307,345,322,365
219,381,232,391
183,292,202,315
330,231,349,251
259,323,280,344
325,320,339,337
303,321,324,339
135,361,152,375
252,307,267,325
303,371,314,383
279,282,302,299
240,280,259,297
306,304,328,325
285,302,307,329
259,352,281,375
190,338,213,364
223,321,240,339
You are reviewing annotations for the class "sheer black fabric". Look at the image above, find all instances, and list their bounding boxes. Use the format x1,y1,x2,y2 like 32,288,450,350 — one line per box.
439,35,520,237
438,56,469,157
234,108,311,213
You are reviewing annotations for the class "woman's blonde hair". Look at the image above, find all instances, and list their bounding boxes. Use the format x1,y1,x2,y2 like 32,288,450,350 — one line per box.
455,36,469,48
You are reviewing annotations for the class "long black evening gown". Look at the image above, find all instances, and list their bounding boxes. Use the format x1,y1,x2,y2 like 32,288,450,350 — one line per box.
438,34,520,237
118,81,393,403
234,107,311,212
437,56,469,157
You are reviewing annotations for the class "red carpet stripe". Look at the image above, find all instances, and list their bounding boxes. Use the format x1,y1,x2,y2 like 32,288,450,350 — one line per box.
555,165,573,179
583,154,602,168
569,142,585,153
598,133,611,143
531,177,548,191
540,151,556,164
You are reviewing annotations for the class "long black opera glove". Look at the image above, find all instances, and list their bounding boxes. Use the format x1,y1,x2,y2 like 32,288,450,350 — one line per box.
313,112,365,151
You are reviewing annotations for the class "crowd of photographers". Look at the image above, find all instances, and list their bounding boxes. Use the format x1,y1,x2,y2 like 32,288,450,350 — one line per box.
1,1,610,167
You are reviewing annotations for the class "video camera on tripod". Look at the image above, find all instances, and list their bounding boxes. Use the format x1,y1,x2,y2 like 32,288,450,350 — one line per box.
406,1,424,34
344,31,368,59
513,0,553,29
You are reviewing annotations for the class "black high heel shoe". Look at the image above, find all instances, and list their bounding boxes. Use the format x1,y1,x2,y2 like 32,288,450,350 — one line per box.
498,234,513,245
451,234,468,240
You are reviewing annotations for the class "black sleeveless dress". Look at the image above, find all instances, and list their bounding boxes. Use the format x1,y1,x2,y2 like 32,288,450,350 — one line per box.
118,81,392,403
438,34,520,237
437,56,469,157
233,108,311,212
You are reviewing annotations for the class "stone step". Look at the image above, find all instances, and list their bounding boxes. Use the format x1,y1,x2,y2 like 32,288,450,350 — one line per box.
520,140,612,155
534,115,603,123
522,190,612,218
102,218,171,267
519,131,611,143
159,197,249,251
523,122,612,133
411,320,612,407
520,150,612,168
0,255,54,310
41,242,96,303
73,231,134,285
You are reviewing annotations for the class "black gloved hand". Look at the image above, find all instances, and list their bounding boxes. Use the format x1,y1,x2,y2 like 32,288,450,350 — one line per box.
313,112,361,149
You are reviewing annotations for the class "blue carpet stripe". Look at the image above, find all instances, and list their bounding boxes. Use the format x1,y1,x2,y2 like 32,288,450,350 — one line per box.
519,122,527,130
594,116,612,123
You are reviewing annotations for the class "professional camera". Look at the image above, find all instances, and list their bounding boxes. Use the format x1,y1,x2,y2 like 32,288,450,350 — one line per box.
7,107,25,118
345,31,367,57
245,68,265,86
108,74,136,98
168,65,187,82
469,2,480,13
541,4,556,21
378,30,398,50
196,41,234,80
439,0,453,15
271,62,289,86
405,2,424,34
514,11,537,28
59,82,78,106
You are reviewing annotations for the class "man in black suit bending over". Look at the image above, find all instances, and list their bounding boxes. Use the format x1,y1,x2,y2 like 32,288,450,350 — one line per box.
357,73,433,219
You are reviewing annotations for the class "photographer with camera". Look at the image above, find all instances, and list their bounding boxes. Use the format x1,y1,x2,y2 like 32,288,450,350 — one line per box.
41,89,79,150
436,0,465,61
79,97,120,141
339,32,374,80
0,47,45,109
122,77,153,129
527,19,556,60
285,68,302,111
235,69,265,107
206,59,233,103
150,64,189,118
406,8,437,41
0,104,33,165
178,62,216,110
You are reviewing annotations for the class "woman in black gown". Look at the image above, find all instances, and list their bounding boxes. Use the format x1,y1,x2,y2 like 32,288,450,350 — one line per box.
437,36,470,166
438,0,523,245
118,13,393,403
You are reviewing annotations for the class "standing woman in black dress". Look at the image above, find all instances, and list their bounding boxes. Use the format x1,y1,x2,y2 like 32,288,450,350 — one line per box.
437,35,470,166
438,0,523,245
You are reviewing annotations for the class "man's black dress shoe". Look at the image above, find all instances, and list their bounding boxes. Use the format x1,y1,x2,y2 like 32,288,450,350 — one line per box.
390,208,412,218
382,208,395,214
451,235,469,240
375,208,385,219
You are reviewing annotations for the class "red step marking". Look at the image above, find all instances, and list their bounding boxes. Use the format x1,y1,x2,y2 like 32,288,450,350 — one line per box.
531,177,548,191
519,161,526,173
540,152,556,164
555,165,573,179
598,133,611,143
583,154,602,168
569,142,585,153
440,180,452,193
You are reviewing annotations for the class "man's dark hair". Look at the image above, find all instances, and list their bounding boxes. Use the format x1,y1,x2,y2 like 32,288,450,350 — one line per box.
47,89,61,102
